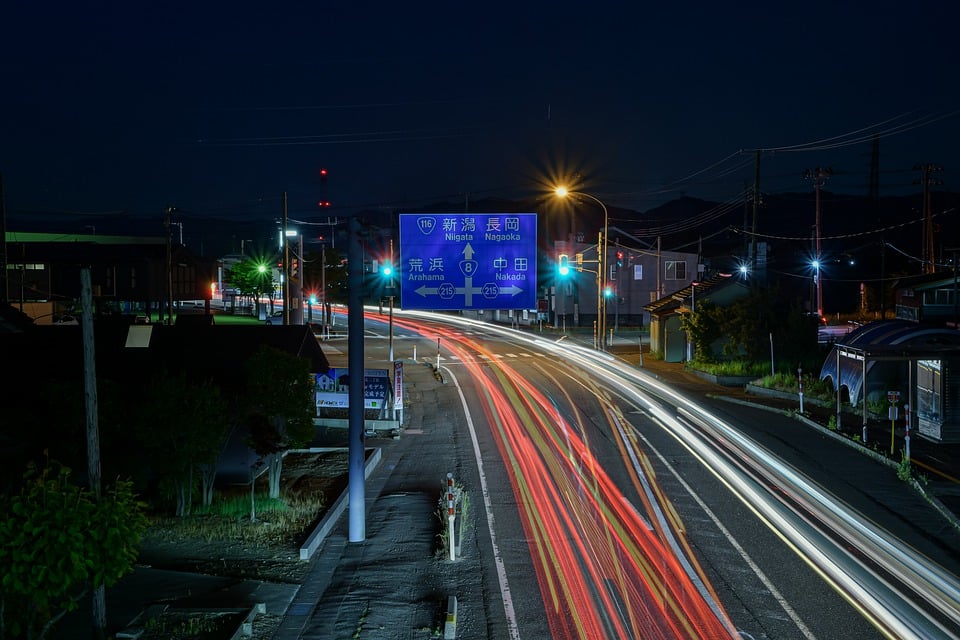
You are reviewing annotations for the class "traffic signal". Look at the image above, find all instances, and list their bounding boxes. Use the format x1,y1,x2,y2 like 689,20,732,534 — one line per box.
381,260,393,277
309,294,317,305
317,200,332,208
575,253,583,272
319,168,329,183
290,258,300,280
604,285,614,298
558,254,570,276
616,251,624,268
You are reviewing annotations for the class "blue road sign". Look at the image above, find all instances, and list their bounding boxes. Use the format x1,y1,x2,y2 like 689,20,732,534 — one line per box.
398,213,537,310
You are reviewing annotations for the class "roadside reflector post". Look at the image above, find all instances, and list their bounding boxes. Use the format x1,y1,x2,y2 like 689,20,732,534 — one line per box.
904,403,911,462
447,473,456,561
798,365,804,414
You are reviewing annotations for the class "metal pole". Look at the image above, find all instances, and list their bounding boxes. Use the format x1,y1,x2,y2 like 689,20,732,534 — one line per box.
862,355,868,443
165,206,174,325
388,238,395,361
836,346,842,432
0,172,7,304
321,244,328,337
298,233,304,324
282,192,290,326
602,205,608,350
597,231,602,350
347,213,366,542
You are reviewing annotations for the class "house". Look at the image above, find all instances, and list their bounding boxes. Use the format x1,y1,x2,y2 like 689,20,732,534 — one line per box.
643,273,750,362
891,272,960,326
547,232,701,330
3,230,217,324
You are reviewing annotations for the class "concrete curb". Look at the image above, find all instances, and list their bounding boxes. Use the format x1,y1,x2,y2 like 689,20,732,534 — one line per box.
298,447,383,561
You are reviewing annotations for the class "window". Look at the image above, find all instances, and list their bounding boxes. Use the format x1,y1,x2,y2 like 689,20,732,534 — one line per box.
633,264,643,280
917,359,942,421
665,260,687,280
922,288,955,306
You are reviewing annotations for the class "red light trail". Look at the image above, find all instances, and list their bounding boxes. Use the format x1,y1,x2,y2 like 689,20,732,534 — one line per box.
383,316,737,638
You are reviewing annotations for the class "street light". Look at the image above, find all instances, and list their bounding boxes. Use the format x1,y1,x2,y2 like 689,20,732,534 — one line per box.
555,187,609,350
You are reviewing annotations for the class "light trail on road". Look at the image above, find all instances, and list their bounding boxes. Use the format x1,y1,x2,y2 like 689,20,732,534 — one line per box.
379,309,960,638
385,315,737,639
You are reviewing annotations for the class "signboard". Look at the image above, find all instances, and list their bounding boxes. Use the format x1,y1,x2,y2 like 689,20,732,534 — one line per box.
398,213,537,310
315,368,389,409
394,360,403,410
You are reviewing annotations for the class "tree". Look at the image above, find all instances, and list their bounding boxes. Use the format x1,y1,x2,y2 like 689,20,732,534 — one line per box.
135,371,230,516
681,285,819,369
679,300,725,363
0,459,146,639
244,345,316,499
225,258,278,316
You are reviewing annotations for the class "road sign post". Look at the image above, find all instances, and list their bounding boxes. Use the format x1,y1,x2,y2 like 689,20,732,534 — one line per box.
888,390,901,455
399,214,538,312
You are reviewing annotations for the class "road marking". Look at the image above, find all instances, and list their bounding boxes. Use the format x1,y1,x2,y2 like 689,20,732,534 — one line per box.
631,425,818,640
445,367,521,640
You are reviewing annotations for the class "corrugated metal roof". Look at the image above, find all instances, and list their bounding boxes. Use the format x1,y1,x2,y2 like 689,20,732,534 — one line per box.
819,320,960,404
643,273,739,314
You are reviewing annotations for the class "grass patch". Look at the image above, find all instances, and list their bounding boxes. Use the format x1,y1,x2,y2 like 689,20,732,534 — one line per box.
147,491,326,545
688,360,769,378
752,371,836,402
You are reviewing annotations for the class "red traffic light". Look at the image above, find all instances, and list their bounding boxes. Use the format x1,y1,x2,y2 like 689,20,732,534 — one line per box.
319,168,329,182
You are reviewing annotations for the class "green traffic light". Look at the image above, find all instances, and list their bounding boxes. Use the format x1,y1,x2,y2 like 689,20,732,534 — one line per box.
382,263,393,277
604,287,613,297
558,254,570,277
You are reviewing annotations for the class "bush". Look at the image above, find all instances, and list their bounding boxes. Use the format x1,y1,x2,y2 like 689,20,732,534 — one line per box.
752,370,835,402
688,360,769,378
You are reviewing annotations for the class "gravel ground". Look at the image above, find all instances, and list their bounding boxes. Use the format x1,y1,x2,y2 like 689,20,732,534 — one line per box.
134,451,349,639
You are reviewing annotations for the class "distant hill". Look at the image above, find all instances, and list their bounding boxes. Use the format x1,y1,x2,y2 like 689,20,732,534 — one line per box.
7,190,958,315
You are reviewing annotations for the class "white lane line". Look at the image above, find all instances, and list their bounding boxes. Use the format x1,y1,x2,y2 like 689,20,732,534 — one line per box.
445,367,521,640
631,425,818,640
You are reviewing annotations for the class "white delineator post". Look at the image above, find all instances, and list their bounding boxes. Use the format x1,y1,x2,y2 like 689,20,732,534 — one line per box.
905,403,911,462
798,365,804,414
447,472,456,561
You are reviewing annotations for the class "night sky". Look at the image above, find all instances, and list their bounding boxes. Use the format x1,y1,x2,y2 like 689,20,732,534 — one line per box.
2,1,958,251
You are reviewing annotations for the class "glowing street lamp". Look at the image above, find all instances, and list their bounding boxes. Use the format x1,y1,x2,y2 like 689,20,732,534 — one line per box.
555,187,610,351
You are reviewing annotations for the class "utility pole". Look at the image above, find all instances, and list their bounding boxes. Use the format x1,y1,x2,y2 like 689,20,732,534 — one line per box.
282,192,290,325
164,206,175,325
0,172,7,304
752,150,761,273
80,269,106,639
914,163,943,274
804,167,831,318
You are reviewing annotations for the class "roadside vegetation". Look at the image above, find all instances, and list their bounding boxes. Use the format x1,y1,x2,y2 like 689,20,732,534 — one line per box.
1,339,320,638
